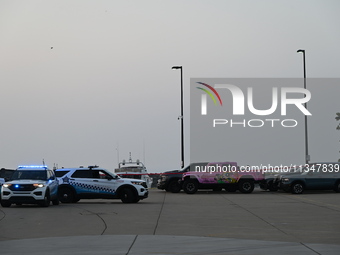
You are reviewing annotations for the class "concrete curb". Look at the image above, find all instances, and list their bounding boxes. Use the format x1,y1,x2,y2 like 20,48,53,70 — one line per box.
1,235,339,255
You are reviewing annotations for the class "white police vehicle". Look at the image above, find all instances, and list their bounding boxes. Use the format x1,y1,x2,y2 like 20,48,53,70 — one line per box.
1,166,59,207
55,165,148,203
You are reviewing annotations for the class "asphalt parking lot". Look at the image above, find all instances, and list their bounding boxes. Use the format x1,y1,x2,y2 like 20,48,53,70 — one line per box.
1,188,340,254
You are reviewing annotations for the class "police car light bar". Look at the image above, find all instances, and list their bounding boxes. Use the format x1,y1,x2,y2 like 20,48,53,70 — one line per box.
17,165,48,169
88,165,99,169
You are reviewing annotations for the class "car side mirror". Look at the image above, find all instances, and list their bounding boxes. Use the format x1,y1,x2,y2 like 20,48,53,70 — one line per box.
4,177,9,182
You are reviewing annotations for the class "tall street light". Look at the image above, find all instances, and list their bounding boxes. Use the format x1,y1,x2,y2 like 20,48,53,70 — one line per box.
297,49,310,164
172,66,184,168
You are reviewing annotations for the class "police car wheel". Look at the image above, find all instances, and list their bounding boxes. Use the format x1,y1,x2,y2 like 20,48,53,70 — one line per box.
40,192,50,207
120,188,138,203
59,187,75,203
1,201,11,207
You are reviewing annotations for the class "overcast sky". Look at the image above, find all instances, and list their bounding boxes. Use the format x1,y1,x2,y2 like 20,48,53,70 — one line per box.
0,0,339,172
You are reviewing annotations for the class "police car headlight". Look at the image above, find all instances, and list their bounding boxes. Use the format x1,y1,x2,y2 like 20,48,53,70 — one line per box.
131,181,142,185
3,183,12,188
33,183,45,188
282,178,290,183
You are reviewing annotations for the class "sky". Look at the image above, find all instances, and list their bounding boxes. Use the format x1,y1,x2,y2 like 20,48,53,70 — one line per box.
0,0,339,172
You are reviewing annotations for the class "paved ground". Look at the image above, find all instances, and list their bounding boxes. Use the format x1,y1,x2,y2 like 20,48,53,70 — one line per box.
0,188,340,254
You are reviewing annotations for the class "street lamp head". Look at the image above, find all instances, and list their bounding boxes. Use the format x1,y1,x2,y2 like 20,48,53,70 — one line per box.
172,66,182,69
297,49,305,53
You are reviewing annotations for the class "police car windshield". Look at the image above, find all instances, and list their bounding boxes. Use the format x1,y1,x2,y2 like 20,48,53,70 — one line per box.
11,170,47,181
111,173,119,179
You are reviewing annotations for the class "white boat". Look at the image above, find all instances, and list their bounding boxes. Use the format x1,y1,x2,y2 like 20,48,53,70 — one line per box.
115,155,153,188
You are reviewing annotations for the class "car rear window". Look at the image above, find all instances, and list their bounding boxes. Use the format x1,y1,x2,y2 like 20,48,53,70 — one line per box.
71,170,92,178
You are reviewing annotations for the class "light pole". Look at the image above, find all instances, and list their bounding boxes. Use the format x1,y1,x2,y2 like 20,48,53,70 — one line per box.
172,66,184,168
297,49,310,164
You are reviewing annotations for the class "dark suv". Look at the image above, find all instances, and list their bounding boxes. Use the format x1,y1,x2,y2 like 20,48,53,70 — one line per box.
157,162,208,193
259,167,301,192
277,162,340,194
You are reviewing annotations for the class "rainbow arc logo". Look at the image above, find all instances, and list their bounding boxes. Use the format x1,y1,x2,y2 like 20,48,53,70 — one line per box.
196,82,223,115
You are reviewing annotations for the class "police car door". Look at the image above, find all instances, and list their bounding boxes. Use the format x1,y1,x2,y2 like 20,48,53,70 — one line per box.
47,170,59,198
69,169,98,197
91,169,118,198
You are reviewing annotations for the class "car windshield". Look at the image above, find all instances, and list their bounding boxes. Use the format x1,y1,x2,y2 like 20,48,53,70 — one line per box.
100,170,119,179
11,170,47,181
110,172,119,179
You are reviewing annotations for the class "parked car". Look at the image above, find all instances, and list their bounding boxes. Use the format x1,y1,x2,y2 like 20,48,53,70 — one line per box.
1,166,59,207
260,166,301,192
180,162,265,194
276,162,340,194
157,162,208,193
55,165,148,203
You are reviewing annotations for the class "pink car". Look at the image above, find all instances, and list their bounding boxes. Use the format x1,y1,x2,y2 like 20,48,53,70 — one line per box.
181,162,264,194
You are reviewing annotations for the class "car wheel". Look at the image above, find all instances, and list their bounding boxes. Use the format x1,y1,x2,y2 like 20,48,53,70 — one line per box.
291,182,304,194
333,180,340,193
40,191,50,207
168,180,181,193
183,179,198,194
59,187,75,203
1,201,11,207
120,188,138,203
238,179,255,193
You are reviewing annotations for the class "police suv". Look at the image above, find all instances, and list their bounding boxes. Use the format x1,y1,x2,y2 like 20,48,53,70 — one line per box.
55,165,148,203
1,166,59,207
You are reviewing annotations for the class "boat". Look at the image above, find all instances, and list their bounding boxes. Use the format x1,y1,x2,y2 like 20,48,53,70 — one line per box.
115,154,153,188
